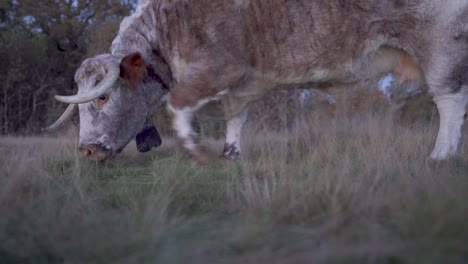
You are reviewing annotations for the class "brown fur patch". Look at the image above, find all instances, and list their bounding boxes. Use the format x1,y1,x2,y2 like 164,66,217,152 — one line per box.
395,54,423,85
119,53,147,88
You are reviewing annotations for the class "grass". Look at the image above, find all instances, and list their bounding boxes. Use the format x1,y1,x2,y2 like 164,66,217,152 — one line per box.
0,112,467,264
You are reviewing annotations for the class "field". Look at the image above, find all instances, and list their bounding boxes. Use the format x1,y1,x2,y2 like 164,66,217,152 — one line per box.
0,112,467,264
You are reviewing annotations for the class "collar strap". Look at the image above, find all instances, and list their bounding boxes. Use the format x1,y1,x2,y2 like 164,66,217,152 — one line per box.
147,66,170,92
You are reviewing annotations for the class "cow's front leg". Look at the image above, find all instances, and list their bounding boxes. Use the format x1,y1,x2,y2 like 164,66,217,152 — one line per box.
168,103,209,163
222,108,248,160
167,84,216,163
430,92,468,160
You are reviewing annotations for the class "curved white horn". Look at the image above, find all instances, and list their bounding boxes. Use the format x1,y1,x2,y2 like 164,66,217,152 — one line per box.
55,62,120,104
43,104,78,133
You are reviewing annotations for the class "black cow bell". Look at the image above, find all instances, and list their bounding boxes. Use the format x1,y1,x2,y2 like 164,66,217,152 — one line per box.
135,123,162,152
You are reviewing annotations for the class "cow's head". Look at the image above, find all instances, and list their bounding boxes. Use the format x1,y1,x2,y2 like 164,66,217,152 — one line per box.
47,52,169,161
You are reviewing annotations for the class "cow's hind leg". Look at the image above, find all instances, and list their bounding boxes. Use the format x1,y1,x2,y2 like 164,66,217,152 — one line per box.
430,91,468,160
222,107,248,160
423,30,468,160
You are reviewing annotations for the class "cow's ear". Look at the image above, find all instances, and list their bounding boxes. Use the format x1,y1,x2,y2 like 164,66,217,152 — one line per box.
119,52,147,88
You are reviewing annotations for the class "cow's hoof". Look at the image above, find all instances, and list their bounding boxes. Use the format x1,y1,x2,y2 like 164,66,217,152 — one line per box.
221,152,240,161
192,151,210,164
222,143,240,161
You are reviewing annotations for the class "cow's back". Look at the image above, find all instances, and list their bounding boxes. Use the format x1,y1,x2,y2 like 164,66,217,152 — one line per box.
156,0,421,85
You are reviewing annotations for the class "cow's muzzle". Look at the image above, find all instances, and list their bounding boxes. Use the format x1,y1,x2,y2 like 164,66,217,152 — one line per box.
79,144,112,161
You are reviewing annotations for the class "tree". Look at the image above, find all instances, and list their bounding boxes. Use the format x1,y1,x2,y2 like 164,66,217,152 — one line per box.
0,0,135,134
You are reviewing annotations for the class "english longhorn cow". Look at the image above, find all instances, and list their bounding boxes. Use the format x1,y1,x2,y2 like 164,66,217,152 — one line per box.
47,0,468,162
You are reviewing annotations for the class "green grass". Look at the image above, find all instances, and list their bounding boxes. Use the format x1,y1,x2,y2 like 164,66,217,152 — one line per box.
0,113,467,264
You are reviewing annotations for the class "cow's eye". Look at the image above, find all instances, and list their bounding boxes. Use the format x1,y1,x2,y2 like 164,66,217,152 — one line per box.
96,95,109,109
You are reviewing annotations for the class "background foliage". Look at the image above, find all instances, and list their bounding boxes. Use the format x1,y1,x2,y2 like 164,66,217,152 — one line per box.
0,0,134,135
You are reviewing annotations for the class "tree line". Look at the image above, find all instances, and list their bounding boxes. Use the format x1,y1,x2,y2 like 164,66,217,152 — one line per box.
0,0,135,135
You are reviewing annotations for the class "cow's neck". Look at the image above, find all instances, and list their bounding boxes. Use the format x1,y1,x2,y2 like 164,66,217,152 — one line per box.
110,0,174,92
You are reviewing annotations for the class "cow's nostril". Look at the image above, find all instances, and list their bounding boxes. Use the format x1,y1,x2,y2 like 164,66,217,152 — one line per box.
79,144,111,161
80,146,96,157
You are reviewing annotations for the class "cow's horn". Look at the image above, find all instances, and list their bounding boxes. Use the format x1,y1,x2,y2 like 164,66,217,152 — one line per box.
55,62,120,104
43,104,78,132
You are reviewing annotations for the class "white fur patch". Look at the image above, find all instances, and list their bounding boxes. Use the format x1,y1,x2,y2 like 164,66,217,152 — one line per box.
171,54,212,83
79,103,110,149
171,55,187,81
119,0,156,39
432,0,468,24
111,0,158,58
225,109,248,151
168,90,228,150
169,105,196,150
430,92,468,160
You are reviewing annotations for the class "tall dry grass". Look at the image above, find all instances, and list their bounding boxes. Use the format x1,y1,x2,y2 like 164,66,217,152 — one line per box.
0,111,467,264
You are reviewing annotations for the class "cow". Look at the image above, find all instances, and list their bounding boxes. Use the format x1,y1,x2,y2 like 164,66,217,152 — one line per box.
46,0,468,163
